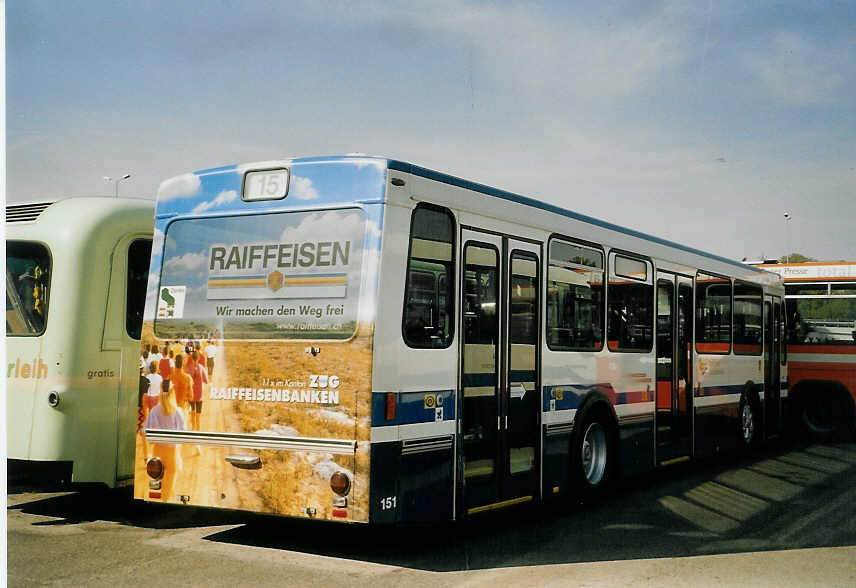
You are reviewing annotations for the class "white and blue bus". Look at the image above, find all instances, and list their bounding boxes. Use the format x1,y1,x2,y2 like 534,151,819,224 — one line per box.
136,156,786,523
6,198,153,486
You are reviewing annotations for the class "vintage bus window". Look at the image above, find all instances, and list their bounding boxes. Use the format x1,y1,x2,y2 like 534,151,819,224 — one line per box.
126,239,152,340
607,253,653,352
733,281,762,355
402,204,455,348
785,284,828,296
546,239,604,351
154,209,366,340
786,296,856,345
831,284,856,296
6,241,51,336
696,272,731,353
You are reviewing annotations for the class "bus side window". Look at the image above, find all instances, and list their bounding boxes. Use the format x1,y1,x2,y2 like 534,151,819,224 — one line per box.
126,239,152,340
733,281,762,355
546,238,604,351
402,204,455,349
6,241,51,336
607,253,653,352
696,272,732,354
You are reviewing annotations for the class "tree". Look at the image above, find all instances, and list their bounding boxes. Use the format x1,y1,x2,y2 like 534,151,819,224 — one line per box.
779,253,816,263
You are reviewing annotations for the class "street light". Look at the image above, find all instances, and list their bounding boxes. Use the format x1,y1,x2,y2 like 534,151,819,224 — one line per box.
104,173,131,198
784,212,791,263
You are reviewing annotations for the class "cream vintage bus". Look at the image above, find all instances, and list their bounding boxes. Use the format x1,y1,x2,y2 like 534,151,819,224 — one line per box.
6,197,153,486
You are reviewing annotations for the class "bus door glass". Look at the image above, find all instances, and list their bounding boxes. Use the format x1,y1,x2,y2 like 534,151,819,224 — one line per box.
656,274,675,448
461,234,501,509
655,272,692,463
676,276,693,452
765,296,782,435
460,230,541,512
505,245,540,501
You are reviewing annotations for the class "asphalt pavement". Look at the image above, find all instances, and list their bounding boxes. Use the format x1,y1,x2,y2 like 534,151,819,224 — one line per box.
7,439,856,586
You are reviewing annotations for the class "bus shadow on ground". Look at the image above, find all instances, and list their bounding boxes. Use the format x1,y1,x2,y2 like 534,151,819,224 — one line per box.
204,439,856,572
7,483,247,530
8,439,856,571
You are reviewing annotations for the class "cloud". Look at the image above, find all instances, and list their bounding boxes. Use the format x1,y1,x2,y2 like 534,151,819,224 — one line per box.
290,176,320,200
744,33,848,106
162,251,209,275
158,173,201,201
151,227,165,258
191,189,238,214
310,1,691,102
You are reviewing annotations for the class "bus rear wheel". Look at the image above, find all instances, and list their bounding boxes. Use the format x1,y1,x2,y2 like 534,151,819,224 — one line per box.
798,389,854,441
571,404,613,498
738,393,756,449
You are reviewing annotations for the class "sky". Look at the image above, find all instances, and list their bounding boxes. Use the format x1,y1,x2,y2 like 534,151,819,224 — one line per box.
6,1,856,262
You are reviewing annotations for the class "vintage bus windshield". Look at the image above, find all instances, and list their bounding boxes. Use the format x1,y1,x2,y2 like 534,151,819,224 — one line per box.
154,208,366,340
6,241,51,336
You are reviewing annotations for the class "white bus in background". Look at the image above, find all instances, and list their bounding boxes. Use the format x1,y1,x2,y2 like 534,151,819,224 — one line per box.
136,156,788,524
756,261,856,438
6,198,153,486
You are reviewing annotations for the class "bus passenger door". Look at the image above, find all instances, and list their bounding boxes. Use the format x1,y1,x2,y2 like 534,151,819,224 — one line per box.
459,230,540,514
764,296,782,437
105,237,152,483
655,273,692,464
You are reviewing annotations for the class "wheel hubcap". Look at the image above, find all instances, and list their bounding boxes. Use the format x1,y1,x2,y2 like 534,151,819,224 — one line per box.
582,422,607,485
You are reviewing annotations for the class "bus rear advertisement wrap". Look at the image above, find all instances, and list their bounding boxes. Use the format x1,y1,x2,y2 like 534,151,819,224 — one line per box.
136,160,385,522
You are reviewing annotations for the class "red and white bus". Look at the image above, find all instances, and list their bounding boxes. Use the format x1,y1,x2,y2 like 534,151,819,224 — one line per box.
756,262,856,438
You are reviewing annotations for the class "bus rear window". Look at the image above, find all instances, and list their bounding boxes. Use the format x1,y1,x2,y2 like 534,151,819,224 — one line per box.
154,209,367,340
6,241,51,336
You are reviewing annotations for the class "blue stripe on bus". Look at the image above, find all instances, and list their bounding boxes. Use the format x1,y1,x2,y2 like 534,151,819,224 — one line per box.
371,390,455,427
388,159,765,274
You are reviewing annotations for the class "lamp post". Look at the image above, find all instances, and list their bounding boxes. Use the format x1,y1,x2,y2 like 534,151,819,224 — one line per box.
104,173,131,198
783,212,791,263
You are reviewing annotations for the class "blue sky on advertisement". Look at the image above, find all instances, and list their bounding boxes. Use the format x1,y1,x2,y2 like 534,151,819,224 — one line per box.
7,1,855,261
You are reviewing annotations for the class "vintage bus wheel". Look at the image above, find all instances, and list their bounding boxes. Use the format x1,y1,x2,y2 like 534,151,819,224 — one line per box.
739,394,756,448
802,401,838,438
799,388,853,441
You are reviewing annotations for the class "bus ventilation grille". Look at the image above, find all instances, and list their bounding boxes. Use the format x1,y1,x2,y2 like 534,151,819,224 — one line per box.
5,202,54,223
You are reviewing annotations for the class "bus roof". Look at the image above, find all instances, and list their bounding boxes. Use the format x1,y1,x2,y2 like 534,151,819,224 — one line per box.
387,158,765,275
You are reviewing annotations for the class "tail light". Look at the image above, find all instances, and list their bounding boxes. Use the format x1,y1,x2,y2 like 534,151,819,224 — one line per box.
146,457,164,480
330,471,351,496
386,392,396,421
